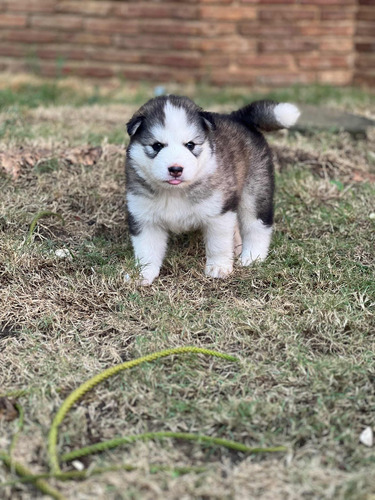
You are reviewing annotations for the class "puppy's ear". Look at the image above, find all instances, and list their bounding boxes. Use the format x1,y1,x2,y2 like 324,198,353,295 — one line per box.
200,111,216,131
127,115,143,137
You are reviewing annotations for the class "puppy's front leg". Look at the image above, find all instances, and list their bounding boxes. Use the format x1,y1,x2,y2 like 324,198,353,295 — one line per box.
131,225,168,285
203,212,237,279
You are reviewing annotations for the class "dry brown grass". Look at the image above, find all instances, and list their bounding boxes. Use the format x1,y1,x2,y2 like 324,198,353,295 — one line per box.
0,77,375,499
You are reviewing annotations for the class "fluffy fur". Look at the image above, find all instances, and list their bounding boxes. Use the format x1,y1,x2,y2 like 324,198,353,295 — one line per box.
125,95,300,285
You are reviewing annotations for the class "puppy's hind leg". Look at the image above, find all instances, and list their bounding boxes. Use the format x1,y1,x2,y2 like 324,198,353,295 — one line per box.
238,192,273,266
234,221,242,257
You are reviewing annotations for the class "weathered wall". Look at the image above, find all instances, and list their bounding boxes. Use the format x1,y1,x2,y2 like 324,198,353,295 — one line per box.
354,0,375,86
0,0,372,86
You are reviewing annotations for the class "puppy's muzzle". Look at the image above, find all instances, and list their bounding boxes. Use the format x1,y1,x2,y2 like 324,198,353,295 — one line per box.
168,165,183,178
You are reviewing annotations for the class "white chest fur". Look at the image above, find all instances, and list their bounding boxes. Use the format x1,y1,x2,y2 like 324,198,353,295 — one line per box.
127,190,224,234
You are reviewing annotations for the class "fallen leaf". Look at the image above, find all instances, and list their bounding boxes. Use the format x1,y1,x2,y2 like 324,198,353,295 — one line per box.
63,146,103,166
0,148,50,179
0,397,18,421
0,152,21,179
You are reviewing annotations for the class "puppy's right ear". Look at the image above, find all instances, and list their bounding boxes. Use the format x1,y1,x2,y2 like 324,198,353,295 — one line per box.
127,115,143,137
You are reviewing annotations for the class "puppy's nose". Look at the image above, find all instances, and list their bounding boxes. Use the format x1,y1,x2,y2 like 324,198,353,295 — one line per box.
168,165,183,177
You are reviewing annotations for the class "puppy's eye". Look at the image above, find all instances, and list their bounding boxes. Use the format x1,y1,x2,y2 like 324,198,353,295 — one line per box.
152,142,164,153
185,142,195,151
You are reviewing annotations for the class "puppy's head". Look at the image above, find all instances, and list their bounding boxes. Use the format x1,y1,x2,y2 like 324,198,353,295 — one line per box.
126,95,215,188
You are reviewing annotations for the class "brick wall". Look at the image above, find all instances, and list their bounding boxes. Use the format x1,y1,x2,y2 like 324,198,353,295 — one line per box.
354,0,375,86
0,0,372,87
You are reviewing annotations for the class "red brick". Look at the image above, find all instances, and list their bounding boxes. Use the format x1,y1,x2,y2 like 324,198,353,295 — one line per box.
36,46,87,61
239,22,298,37
6,1,56,13
114,35,200,51
320,39,353,52
62,65,116,78
0,44,27,58
258,0,296,3
259,39,318,52
237,54,294,68
356,22,375,37
299,24,354,36
258,8,316,21
200,0,233,3
209,69,256,86
4,29,59,43
200,37,256,53
202,54,231,68
321,8,356,21
141,53,201,69
57,1,113,16
200,6,256,20
255,72,316,85
300,0,355,4
200,22,237,36
0,14,27,27
69,33,112,46
31,14,83,31
298,55,352,69
356,55,375,70
121,67,198,84
84,18,139,35
356,42,375,52
139,20,201,36
317,71,352,85
357,8,375,21
113,3,198,20
354,74,375,87
90,49,141,65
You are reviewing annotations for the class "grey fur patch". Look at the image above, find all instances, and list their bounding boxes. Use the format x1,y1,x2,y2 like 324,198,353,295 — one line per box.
125,165,155,197
127,211,141,236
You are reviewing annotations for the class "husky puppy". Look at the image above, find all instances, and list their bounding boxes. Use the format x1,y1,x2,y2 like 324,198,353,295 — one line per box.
125,95,300,285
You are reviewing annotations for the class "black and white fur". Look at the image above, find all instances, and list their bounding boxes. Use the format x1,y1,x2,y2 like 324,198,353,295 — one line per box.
125,95,300,285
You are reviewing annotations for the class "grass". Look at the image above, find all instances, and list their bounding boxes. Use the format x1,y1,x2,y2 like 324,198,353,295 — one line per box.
0,75,375,499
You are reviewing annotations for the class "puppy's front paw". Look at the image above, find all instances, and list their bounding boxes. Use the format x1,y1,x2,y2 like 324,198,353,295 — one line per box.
133,265,160,286
136,277,154,287
240,251,266,267
205,264,233,279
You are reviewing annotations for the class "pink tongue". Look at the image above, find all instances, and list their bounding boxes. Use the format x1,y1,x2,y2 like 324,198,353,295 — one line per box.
168,179,182,185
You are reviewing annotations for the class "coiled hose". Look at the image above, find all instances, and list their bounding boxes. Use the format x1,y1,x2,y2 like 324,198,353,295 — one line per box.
1,347,287,499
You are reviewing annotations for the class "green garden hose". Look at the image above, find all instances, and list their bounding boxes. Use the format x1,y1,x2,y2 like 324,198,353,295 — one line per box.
48,346,239,474
1,346,287,499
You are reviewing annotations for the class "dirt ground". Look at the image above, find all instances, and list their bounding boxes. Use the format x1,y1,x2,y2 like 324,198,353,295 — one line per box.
0,76,374,499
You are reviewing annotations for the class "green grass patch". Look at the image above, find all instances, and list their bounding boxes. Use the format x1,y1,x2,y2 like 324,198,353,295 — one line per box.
0,79,374,500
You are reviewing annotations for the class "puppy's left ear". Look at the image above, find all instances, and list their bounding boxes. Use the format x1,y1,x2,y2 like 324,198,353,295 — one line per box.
200,111,216,131
127,115,143,137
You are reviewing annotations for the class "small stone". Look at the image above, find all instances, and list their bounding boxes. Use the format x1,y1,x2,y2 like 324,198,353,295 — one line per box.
71,460,85,471
359,427,373,447
295,105,375,137
55,248,72,260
